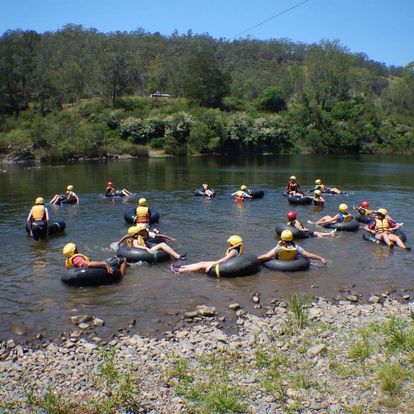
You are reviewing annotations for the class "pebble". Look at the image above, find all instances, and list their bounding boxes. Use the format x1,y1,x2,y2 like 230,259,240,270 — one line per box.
196,305,216,317
306,344,327,358
228,303,240,310
368,295,381,303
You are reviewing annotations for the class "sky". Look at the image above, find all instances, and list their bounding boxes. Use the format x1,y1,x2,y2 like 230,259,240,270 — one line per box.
1,0,413,67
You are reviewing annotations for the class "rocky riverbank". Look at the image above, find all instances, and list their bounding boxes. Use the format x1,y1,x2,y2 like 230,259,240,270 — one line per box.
1,298,414,413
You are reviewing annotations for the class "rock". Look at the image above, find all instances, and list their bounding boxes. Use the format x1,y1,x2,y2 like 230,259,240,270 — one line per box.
279,301,287,308
252,296,260,303
402,295,410,300
408,302,414,319
306,344,327,358
228,303,240,310
92,318,104,327
6,340,15,349
175,331,189,339
369,295,381,303
286,388,299,399
81,342,97,351
78,323,89,330
184,311,198,319
196,305,216,317
347,295,358,302
236,309,246,317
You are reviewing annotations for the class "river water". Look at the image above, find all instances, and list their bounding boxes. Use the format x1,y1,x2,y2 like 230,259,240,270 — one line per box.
0,155,413,341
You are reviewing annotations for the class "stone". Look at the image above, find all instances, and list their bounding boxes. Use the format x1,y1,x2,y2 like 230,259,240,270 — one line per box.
369,296,381,303
92,318,104,327
307,344,327,358
252,296,260,303
175,331,189,339
78,323,89,330
347,295,358,302
184,311,198,319
6,340,15,349
228,303,240,310
236,309,246,317
196,305,216,317
279,301,287,308
402,295,410,300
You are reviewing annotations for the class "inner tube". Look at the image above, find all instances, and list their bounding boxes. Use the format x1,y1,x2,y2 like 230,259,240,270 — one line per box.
61,267,122,287
325,219,359,232
57,195,77,205
275,223,310,239
25,218,66,240
356,215,373,224
207,254,259,278
363,229,407,245
117,244,169,263
262,256,310,272
124,208,160,225
288,195,313,205
194,188,216,197
105,191,126,198
247,189,264,199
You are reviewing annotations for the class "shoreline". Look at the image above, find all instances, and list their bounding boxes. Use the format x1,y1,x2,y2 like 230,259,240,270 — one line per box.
2,298,414,413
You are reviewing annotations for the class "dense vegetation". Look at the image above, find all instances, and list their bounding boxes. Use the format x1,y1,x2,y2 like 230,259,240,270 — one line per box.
1,25,413,161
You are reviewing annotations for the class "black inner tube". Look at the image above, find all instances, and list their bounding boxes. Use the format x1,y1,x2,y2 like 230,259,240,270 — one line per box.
207,254,259,278
325,219,359,232
194,188,216,197
262,256,310,272
124,208,160,225
61,267,122,286
288,195,313,205
117,244,169,263
362,229,407,245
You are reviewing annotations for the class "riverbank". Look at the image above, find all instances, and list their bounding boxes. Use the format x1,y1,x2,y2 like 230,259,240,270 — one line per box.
1,298,414,413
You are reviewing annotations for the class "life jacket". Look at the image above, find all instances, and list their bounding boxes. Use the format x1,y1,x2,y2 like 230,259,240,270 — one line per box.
105,186,115,195
136,206,150,223
65,253,90,270
374,218,390,233
315,184,326,192
277,242,297,261
66,190,75,200
288,219,304,230
287,181,298,191
357,207,373,216
338,212,352,223
32,205,46,221
226,245,243,256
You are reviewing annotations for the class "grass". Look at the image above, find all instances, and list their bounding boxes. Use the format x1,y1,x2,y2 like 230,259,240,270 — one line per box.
348,328,375,362
381,316,414,353
169,353,247,413
377,362,408,395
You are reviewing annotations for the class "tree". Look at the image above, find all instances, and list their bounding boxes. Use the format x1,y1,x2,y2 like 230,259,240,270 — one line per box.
183,49,231,107
256,86,287,112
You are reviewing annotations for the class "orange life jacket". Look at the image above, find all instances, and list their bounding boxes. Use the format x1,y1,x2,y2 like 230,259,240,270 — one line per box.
374,218,390,233
277,242,297,261
31,205,46,221
136,206,150,223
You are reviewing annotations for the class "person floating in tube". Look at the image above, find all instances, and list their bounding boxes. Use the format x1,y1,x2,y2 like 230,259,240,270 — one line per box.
354,200,373,217
50,185,79,205
126,224,187,261
105,181,132,197
313,190,325,206
171,235,243,274
258,230,327,264
287,211,335,238
285,175,302,195
315,204,352,226
231,185,252,202
365,209,410,250
135,198,152,226
201,183,215,198
313,179,342,195
63,243,127,275
26,197,49,240
116,225,177,248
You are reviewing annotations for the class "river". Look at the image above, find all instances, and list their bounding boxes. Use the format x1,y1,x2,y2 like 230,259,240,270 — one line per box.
0,154,413,341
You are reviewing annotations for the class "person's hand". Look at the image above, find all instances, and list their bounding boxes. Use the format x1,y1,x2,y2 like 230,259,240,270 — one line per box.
321,258,327,265
170,238,177,242
205,265,212,273
106,264,113,274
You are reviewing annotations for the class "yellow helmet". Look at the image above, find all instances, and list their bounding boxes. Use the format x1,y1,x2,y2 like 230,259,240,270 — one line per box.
339,203,348,212
290,176,296,181
202,183,208,188
135,223,148,233
128,226,139,236
377,208,388,216
63,243,76,257
314,190,321,196
315,179,322,185
227,235,243,246
240,185,247,191
138,198,147,206
35,197,44,205
281,230,293,241
67,185,74,191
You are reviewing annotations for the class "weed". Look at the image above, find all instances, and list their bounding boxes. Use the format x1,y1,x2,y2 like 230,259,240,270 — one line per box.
348,330,374,362
377,362,407,395
291,371,315,389
381,316,414,353
286,295,309,332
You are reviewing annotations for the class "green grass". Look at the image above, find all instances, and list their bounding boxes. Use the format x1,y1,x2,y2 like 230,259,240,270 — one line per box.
381,316,414,353
348,329,375,362
377,362,408,395
287,294,309,332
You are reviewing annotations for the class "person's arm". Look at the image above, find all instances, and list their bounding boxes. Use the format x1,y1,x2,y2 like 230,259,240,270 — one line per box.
26,209,33,235
85,260,113,273
301,248,327,265
155,233,176,242
257,247,277,262
116,234,130,245
243,192,253,199
231,191,237,196
329,214,339,223
365,223,376,234
73,192,79,203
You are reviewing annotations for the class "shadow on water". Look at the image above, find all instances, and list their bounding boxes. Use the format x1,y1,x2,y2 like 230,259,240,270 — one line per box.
0,154,413,340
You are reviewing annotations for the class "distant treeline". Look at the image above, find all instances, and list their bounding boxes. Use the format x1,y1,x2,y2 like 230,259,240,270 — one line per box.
0,25,413,160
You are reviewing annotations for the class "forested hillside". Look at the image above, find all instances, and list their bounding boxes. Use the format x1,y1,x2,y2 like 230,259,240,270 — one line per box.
1,25,413,160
